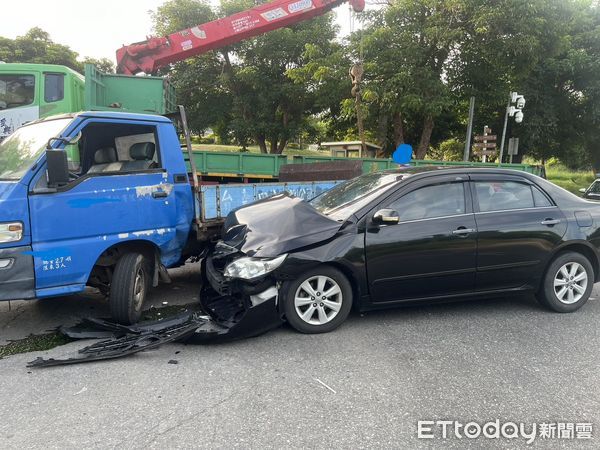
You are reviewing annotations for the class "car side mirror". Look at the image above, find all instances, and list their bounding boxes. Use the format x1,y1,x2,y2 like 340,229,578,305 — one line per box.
579,188,587,194
46,150,69,188
373,208,400,224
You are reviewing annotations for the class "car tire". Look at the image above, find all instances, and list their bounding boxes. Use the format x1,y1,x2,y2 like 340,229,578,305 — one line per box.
537,251,594,313
281,266,353,334
110,252,150,324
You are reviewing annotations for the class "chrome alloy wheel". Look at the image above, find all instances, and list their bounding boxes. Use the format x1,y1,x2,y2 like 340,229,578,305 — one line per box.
553,262,588,304
294,275,343,325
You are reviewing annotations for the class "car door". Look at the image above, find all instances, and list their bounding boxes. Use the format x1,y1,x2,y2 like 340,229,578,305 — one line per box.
365,175,477,303
28,118,179,293
470,174,567,291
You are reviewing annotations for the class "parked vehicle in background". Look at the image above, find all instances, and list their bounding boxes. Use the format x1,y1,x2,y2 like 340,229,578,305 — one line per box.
579,179,600,201
0,63,175,140
205,167,600,334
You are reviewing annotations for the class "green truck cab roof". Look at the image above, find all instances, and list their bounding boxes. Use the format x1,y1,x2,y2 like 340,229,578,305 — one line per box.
0,62,84,80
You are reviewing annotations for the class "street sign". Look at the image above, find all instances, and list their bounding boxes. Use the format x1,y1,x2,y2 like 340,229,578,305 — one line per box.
475,149,497,156
474,135,497,141
473,142,497,148
507,137,519,156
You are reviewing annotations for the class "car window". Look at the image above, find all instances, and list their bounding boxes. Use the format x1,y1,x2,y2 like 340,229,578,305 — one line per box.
588,181,600,194
387,182,465,222
475,181,540,212
532,186,553,207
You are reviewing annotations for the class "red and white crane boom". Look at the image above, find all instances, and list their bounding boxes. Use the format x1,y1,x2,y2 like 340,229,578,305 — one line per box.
116,0,365,75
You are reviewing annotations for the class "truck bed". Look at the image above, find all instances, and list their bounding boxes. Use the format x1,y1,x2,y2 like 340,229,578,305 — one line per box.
199,180,341,221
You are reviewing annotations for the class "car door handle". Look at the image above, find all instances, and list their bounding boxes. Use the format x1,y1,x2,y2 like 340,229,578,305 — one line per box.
541,219,560,226
452,227,475,236
152,191,168,199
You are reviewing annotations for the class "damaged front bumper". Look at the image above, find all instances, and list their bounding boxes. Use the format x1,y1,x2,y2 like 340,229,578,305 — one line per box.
198,254,284,342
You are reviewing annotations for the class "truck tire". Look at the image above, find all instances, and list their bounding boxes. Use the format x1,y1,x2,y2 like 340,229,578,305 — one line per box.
110,252,150,324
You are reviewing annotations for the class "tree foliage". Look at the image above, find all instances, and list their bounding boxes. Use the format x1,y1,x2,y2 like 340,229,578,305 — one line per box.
1,0,598,165
0,28,116,74
153,0,340,153
0,28,80,71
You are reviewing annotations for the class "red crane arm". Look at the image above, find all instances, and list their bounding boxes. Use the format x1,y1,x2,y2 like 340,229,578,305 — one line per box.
116,0,365,75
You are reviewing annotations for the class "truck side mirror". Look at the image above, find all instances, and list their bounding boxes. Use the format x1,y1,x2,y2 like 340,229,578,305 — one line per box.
46,150,69,188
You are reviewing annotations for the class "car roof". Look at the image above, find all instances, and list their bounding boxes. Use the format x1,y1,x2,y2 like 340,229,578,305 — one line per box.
382,165,540,179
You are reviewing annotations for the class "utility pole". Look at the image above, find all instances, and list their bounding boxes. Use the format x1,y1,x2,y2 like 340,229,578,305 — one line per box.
350,63,366,157
463,96,475,161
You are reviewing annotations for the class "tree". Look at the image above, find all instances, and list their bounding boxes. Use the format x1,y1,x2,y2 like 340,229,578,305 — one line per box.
82,57,115,73
152,0,341,153
0,28,80,71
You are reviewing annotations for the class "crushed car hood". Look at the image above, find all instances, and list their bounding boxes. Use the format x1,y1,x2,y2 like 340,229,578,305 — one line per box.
221,193,343,257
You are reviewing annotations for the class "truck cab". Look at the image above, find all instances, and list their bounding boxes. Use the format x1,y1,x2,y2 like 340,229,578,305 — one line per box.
0,112,194,323
0,63,84,139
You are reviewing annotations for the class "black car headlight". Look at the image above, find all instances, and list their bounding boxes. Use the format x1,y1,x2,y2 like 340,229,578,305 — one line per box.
223,254,287,280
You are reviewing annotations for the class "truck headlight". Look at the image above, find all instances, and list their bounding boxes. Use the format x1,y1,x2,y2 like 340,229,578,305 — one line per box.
224,254,287,280
0,222,23,243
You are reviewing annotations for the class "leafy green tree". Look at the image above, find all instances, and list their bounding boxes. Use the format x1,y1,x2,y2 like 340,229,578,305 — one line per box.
0,28,80,71
152,0,340,153
81,57,115,73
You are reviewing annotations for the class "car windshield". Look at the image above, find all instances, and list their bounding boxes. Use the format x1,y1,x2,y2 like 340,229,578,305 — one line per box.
0,118,72,181
310,172,405,219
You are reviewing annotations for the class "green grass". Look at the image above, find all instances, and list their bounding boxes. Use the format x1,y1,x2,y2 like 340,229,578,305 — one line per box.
0,332,72,359
545,165,596,195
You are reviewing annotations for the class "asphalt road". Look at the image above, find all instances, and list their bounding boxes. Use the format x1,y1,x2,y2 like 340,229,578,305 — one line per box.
1,266,599,449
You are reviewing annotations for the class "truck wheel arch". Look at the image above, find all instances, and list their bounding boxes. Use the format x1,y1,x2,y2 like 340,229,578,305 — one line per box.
91,240,162,290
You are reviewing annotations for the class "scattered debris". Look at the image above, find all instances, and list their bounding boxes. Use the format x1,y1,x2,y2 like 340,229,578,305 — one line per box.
26,292,283,367
168,359,178,365
27,314,205,368
314,378,337,394
73,387,88,396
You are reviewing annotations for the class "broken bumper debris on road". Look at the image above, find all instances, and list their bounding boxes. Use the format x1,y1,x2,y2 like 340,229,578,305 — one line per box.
27,288,283,368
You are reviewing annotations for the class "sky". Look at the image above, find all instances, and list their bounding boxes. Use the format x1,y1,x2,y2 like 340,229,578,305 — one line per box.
1,0,362,62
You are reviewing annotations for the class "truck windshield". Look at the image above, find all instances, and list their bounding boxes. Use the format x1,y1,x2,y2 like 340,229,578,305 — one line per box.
0,74,35,110
0,118,72,181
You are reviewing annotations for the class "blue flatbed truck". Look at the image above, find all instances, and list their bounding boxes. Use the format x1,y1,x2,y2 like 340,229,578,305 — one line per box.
0,111,339,323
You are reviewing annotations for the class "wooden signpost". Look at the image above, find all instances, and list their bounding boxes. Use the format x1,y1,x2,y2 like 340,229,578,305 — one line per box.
472,126,497,162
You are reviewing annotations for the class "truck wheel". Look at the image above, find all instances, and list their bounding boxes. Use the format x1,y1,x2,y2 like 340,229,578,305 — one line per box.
110,252,150,324
281,266,353,334
537,251,594,313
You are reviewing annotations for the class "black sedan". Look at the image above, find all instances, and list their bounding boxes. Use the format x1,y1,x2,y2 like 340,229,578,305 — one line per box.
203,167,600,334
